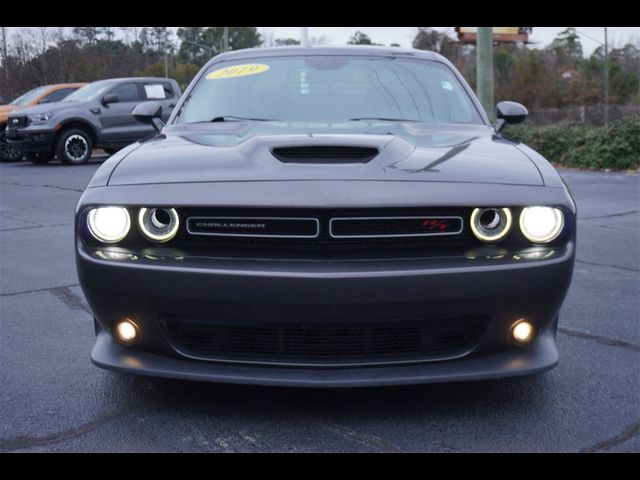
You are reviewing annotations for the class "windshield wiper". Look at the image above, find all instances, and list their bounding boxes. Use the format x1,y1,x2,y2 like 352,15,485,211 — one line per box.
348,117,419,122
210,115,276,122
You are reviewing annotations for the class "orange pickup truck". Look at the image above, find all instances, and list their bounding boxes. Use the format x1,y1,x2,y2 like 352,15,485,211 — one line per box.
1,83,86,161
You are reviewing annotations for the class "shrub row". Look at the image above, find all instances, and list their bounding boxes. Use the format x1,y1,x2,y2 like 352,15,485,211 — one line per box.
504,117,640,171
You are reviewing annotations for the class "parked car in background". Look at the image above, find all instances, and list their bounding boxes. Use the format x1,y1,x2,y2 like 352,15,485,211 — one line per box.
1,83,86,161
5,77,181,165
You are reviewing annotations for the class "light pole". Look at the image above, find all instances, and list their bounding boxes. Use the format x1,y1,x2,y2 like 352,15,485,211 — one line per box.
575,28,610,128
223,27,229,52
477,27,494,121
301,27,308,47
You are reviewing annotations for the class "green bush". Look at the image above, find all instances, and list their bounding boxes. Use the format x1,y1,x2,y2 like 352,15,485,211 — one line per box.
504,117,640,170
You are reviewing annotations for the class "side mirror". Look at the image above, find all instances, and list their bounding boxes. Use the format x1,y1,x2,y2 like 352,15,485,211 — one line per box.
494,101,528,132
133,101,164,133
102,93,118,105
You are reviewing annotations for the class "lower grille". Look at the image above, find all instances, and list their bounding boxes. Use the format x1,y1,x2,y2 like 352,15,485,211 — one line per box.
163,316,488,366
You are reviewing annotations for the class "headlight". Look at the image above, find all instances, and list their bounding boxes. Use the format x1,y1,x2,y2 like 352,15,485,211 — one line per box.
87,207,131,244
27,112,54,123
138,208,180,243
470,207,513,243
520,207,564,243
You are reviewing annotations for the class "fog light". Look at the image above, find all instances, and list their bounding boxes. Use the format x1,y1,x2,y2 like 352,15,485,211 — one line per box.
511,319,535,344
114,319,140,344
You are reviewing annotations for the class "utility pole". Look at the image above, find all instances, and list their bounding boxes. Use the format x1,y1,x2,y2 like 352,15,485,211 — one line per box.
0,27,7,96
604,27,609,128
301,27,308,47
223,27,229,52
476,27,495,121
164,50,168,78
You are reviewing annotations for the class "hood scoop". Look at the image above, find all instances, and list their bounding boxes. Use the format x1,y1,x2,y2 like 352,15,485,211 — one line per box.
271,146,379,164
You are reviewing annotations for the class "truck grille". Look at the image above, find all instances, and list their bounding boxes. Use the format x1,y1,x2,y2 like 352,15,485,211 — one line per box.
162,315,488,366
8,116,29,128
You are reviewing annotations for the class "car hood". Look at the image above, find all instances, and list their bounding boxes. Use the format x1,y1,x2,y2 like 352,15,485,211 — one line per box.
109,122,543,186
8,101,88,116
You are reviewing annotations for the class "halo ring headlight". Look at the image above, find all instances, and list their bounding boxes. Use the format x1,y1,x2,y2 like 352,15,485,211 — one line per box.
470,207,513,243
520,207,564,244
138,208,180,243
87,207,131,244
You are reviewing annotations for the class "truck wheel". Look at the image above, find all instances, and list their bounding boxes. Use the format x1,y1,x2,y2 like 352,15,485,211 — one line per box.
27,152,53,164
56,129,93,165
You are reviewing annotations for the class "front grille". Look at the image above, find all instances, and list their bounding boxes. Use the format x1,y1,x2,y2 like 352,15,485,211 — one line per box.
187,216,319,238
177,207,474,257
330,216,463,238
163,316,488,366
271,146,379,164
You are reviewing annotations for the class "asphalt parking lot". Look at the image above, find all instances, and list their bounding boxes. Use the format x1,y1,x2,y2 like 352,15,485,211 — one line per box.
0,157,638,452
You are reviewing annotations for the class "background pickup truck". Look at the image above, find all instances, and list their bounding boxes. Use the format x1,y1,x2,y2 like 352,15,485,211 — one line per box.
5,77,181,165
0,83,86,162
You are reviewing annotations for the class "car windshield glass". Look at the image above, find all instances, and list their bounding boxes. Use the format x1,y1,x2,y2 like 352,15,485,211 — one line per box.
9,86,50,105
178,56,483,125
62,81,110,102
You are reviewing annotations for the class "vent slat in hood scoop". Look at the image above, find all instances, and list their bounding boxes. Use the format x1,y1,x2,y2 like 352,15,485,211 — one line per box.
271,146,379,164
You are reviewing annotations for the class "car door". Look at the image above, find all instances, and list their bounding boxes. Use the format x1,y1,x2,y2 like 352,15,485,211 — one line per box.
99,82,154,143
140,81,178,123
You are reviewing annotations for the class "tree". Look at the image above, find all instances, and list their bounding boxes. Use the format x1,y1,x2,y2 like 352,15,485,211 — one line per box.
177,27,206,63
275,38,300,46
201,27,262,53
347,31,376,45
72,27,103,46
549,28,583,64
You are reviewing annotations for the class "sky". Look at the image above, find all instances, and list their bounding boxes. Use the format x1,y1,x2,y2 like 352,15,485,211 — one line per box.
4,26,639,57
257,27,639,56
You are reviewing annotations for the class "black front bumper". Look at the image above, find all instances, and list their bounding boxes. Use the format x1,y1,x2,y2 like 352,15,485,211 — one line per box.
78,241,574,387
5,127,55,153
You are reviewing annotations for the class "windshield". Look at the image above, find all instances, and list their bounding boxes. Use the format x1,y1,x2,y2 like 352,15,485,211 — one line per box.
9,86,50,105
178,56,483,125
62,81,110,102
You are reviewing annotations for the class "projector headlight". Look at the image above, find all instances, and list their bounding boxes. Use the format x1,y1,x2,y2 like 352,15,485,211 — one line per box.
470,207,513,243
138,208,180,243
27,112,54,123
519,207,564,243
87,207,131,244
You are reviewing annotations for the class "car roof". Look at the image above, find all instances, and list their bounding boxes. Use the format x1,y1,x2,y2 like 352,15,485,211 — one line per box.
210,45,443,64
96,77,176,84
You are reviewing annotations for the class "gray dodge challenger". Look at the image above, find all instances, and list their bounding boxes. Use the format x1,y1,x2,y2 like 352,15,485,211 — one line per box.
76,46,576,387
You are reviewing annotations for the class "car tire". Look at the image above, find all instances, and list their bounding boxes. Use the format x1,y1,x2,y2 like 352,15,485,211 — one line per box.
27,152,53,164
56,129,93,165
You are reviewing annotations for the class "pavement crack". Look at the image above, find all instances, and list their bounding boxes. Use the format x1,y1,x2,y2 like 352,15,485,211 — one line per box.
575,259,639,272
558,327,640,352
580,420,640,453
0,406,145,451
1,222,73,232
0,283,80,298
581,210,639,221
50,285,92,315
0,212,43,227
0,181,83,193
292,414,402,452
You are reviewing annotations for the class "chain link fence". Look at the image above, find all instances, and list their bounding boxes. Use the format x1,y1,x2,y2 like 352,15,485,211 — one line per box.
526,105,640,127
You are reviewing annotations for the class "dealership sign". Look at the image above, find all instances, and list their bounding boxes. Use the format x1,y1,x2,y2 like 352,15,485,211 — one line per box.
455,27,532,44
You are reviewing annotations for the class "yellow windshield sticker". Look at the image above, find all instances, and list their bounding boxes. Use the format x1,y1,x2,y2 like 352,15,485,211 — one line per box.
207,64,270,80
